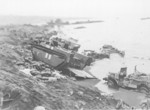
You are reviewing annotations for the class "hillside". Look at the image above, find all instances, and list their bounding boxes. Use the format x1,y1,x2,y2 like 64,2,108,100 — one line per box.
0,24,126,110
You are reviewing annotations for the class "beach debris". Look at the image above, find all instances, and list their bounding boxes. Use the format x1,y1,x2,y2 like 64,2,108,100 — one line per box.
19,61,66,82
100,44,125,57
83,49,109,60
82,44,125,60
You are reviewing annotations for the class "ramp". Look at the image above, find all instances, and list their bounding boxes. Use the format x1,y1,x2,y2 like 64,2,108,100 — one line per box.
68,68,95,78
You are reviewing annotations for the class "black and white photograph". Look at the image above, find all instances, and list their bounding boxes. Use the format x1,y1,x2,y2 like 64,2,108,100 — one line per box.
0,0,149,109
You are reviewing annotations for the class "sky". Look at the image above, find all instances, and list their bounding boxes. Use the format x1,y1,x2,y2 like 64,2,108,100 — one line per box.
0,0,149,18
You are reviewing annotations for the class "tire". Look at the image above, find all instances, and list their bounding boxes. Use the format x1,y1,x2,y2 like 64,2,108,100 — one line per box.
138,86,149,94
140,103,148,110
107,79,118,88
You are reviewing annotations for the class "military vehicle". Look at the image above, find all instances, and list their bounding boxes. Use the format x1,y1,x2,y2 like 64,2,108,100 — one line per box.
28,37,94,79
83,50,109,60
103,67,150,94
50,37,80,52
100,45,125,57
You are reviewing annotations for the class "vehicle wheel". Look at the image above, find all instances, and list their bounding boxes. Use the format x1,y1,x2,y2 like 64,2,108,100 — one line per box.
140,103,148,110
107,79,118,88
139,86,149,94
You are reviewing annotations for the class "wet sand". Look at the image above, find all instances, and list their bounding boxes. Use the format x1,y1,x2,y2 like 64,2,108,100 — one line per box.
75,79,100,88
113,88,145,107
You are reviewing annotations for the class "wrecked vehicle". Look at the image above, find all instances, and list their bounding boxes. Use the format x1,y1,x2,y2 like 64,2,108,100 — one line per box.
83,50,109,60
31,43,91,70
28,40,94,79
31,36,93,67
103,67,150,94
100,45,125,57
50,37,80,52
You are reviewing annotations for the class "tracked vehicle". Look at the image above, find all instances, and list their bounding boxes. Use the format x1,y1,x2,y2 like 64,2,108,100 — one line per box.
28,37,94,79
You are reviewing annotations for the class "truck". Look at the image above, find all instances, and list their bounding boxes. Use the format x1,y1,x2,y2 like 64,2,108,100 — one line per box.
103,67,150,94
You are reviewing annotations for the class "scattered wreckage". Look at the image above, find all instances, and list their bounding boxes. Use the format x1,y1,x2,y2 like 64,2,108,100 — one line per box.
83,45,125,60
83,50,109,60
103,67,150,94
17,60,65,82
100,45,125,57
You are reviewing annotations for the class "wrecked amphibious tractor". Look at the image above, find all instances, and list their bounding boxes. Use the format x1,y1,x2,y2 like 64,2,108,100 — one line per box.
28,37,94,79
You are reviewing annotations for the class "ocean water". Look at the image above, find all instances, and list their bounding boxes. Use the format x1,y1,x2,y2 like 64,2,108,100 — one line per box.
63,18,150,58
62,18,150,107
62,18,150,74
